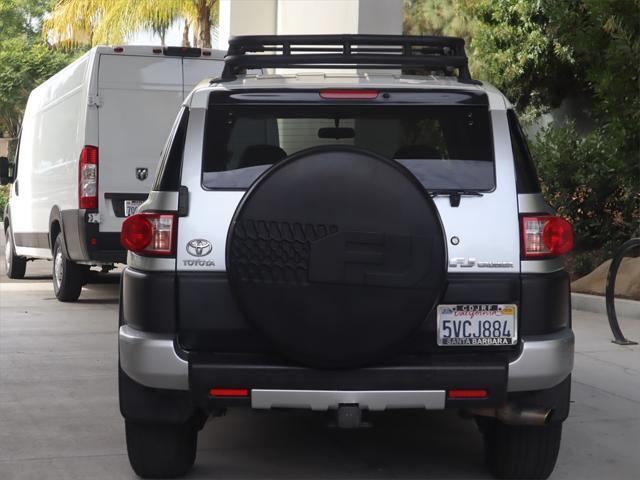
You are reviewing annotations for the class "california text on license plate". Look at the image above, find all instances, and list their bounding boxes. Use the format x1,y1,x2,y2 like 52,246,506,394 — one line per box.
437,304,518,346
124,200,143,217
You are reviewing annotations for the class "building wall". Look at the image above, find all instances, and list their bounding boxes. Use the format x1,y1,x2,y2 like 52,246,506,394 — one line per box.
217,0,402,49
0,138,9,158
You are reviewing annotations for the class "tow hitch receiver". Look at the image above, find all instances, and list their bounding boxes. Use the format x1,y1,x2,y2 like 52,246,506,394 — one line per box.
337,404,363,429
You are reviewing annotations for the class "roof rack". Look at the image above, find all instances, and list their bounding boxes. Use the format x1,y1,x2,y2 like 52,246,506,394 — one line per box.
215,34,480,84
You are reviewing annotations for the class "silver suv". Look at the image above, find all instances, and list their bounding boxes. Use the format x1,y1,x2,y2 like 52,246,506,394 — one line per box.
118,35,574,479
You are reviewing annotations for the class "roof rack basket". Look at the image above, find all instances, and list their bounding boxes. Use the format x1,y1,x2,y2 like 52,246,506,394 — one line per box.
216,34,480,84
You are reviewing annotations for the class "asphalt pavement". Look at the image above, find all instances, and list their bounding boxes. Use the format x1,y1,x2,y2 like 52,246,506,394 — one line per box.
0,248,639,480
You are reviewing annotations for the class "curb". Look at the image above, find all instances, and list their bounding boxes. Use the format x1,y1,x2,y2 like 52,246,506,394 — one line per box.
571,292,640,320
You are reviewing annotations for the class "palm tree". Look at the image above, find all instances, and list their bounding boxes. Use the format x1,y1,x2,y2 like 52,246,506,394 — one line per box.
45,0,219,48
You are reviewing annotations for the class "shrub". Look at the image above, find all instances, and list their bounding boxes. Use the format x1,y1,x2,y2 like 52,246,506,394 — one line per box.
0,184,9,221
531,121,640,259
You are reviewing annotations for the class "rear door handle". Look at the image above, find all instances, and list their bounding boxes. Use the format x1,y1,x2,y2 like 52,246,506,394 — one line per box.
14,179,19,196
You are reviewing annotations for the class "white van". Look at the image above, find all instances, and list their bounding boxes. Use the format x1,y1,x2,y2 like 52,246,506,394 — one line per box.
0,45,224,300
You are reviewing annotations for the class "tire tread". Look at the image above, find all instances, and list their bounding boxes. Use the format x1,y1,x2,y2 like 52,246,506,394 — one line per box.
5,227,26,279
53,234,88,302
125,420,198,479
484,421,562,479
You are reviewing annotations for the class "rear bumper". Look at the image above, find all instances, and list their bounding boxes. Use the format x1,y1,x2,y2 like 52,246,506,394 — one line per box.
60,209,127,264
118,326,574,404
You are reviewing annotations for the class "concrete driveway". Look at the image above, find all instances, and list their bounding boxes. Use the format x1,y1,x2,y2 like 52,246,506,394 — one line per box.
0,250,639,479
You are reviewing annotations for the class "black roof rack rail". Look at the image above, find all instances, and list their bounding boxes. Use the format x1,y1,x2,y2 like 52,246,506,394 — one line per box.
214,34,480,85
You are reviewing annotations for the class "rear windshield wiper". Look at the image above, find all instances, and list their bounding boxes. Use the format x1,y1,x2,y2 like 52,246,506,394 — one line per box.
429,189,484,207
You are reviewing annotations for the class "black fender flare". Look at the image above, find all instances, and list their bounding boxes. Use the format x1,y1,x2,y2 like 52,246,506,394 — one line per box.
49,205,70,258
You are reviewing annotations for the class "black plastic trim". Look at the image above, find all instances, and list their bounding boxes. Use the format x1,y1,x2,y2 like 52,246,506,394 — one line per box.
122,269,569,353
119,366,198,424
104,193,149,201
209,89,490,106
122,267,176,333
189,352,508,408
509,374,571,423
520,270,571,334
163,46,201,57
219,34,479,84
177,272,521,355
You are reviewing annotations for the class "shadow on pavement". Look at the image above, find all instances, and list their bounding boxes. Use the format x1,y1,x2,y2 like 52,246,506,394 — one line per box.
192,409,489,479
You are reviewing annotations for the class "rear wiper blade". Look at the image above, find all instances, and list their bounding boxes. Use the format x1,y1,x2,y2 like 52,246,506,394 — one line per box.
429,190,484,207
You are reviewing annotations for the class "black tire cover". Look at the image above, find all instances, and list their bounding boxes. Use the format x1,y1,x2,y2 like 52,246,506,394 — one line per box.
226,146,447,368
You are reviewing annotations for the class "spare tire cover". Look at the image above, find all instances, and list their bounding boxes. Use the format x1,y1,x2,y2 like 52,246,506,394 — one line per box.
226,146,446,368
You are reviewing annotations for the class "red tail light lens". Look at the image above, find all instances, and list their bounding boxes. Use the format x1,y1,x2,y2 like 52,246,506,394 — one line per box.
319,89,379,99
448,389,488,399
121,213,176,256
79,146,98,209
521,215,573,258
209,388,249,398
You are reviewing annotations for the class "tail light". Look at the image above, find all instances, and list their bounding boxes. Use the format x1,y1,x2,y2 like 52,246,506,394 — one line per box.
448,389,488,399
521,215,573,258
209,388,249,398
79,146,98,209
319,89,379,99
121,213,176,256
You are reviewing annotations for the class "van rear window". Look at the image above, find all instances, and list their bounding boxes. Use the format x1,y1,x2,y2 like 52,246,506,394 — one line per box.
202,105,494,191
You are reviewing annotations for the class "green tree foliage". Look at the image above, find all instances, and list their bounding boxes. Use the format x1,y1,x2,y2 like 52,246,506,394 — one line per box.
405,0,640,261
403,0,483,73
528,0,640,257
0,38,76,136
531,123,639,257
45,0,220,48
0,0,81,136
461,0,577,114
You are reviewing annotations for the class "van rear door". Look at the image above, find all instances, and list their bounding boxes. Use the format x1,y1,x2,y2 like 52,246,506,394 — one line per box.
183,55,225,95
97,54,184,233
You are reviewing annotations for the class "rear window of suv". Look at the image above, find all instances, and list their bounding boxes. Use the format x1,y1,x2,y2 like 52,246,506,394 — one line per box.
202,105,494,191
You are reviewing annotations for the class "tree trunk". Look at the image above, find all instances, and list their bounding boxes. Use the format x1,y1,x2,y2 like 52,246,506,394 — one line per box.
197,1,212,48
160,27,166,47
182,19,190,47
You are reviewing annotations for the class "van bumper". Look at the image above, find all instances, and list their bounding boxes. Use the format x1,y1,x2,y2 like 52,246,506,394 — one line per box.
60,209,126,263
118,325,574,401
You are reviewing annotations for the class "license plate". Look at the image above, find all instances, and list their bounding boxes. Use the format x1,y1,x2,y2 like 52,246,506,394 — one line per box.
124,200,143,217
437,304,517,346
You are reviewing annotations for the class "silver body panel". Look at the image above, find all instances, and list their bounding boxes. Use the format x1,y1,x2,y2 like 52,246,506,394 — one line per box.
118,326,574,395
251,389,446,411
119,325,188,390
508,329,574,392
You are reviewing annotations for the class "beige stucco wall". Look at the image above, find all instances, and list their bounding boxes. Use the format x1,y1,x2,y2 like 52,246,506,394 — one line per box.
0,138,9,157
217,0,402,48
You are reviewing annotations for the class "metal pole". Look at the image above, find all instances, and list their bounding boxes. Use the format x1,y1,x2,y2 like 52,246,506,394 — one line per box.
606,238,639,345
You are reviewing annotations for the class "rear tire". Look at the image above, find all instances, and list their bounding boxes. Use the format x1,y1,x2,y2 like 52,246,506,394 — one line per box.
481,419,562,479
4,226,26,279
125,420,198,479
52,234,88,302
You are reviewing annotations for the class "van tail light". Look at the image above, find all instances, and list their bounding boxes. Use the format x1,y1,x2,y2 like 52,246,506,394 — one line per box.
79,146,98,209
521,215,573,258
121,213,176,256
